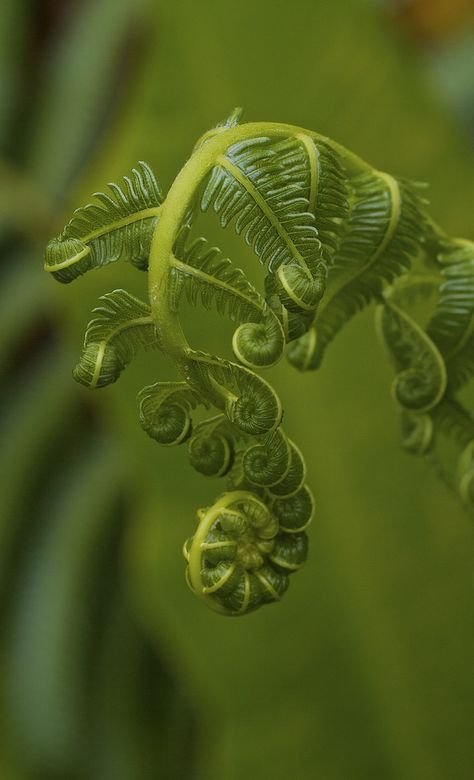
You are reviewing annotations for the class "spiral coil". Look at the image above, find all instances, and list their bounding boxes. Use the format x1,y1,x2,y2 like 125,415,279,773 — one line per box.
183,492,309,616
45,111,474,615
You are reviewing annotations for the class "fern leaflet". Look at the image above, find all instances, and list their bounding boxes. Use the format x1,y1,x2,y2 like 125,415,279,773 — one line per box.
44,162,162,282
74,290,157,388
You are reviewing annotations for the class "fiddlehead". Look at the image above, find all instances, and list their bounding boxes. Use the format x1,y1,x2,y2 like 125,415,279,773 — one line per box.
425,236,474,391
287,175,427,371
375,297,447,413
44,162,162,282
183,350,283,437
399,411,434,455
232,314,284,369
267,440,307,497
182,491,309,616
138,382,203,446
187,416,235,477
242,428,291,488
169,226,285,368
45,110,474,615
74,290,157,388
458,441,474,509
428,398,474,514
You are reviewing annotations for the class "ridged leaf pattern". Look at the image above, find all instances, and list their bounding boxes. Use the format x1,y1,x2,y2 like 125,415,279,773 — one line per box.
45,111,474,615
44,162,162,282
74,290,157,388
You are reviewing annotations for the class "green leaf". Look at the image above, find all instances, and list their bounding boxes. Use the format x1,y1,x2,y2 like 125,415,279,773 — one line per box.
427,239,474,390
138,381,204,445
73,289,157,389
431,397,474,460
375,299,446,413
44,162,162,283
387,272,440,309
425,397,474,509
200,134,322,273
292,175,427,369
307,138,350,265
186,349,282,436
169,226,266,323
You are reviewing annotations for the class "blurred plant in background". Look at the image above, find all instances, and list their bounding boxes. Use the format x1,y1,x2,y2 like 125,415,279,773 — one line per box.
1,1,473,779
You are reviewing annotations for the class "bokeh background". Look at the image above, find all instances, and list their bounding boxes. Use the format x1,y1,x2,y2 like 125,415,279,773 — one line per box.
1,1,473,778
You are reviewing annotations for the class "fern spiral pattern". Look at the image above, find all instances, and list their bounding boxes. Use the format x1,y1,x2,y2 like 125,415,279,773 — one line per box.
232,314,284,368
44,162,162,283
138,383,202,446
45,110,474,615
183,491,308,616
187,416,235,477
242,428,291,487
399,411,434,455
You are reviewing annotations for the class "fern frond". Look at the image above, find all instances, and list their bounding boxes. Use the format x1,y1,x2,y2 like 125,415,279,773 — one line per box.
375,299,446,412
170,228,286,368
44,114,474,615
138,381,204,445
427,239,474,390
432,397,474,450
428,397,474,508
288,175,426,371
387,272,440,308
73,290,157,389
187,414,238,477
200,135,322,273
457,440,474,511
218,107,244,129
169,227,266,323
186,350,282,436
44,162,162,283
398,411,434,455
306,139,350,265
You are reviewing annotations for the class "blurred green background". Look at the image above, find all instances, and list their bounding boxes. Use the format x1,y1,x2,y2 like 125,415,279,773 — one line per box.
1,1,473,778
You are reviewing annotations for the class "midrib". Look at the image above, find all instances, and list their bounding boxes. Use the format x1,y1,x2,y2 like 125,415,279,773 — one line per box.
170,256,264,315
317,172,401,315
217,155,310,272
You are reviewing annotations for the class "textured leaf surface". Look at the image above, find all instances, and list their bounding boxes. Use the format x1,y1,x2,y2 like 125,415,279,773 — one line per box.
4,1,474,779
118,3,474,780
306,175,426,368
169,227,266,323
427,239,474,390
44,162,162,282
376,300,447,412
201,134,322,272
73,289,157,388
